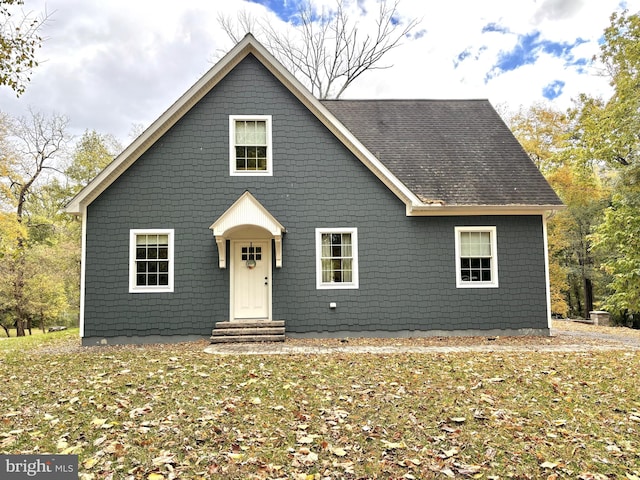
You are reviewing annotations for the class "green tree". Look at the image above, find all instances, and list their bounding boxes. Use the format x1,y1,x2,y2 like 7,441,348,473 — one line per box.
507,105,609,318
586,11,640,322
0,0,47,95
65,130,121,197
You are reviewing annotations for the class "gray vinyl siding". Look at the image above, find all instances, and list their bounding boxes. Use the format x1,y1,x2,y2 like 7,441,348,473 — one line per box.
82,54,549,342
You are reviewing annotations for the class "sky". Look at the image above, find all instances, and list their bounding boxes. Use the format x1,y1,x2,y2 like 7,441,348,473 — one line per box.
1,0,638,144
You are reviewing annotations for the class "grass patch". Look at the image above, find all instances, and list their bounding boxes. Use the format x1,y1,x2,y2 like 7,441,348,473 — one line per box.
0,334,639,479
0,328,79,356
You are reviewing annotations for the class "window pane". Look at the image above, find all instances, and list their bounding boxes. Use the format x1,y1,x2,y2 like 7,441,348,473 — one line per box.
137,274,146,286
322,234,330,257
321,259,331,282
460,232,470,256
235,121,245,143
256,121,266,144
159,274,169,286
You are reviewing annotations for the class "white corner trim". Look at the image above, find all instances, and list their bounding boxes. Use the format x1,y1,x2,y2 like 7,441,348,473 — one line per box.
79,205,87,338
542,214,552,329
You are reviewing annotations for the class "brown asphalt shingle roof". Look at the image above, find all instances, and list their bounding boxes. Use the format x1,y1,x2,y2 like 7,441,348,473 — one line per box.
321,99,563,207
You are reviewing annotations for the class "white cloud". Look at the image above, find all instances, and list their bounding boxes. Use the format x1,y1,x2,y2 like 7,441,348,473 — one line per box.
1,0,638,143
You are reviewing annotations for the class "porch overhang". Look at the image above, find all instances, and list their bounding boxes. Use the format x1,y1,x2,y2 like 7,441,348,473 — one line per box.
209,191,285,269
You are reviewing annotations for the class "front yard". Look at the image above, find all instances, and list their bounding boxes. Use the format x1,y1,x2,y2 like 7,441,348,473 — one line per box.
0,325,638,479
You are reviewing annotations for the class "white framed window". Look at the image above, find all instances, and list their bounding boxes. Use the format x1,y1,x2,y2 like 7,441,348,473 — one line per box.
455,226,498,288
316,228,359,289
129,229,174,293
229,115,272,176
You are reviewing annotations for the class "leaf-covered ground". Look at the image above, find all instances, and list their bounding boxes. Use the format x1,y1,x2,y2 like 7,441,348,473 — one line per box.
1,326,639,479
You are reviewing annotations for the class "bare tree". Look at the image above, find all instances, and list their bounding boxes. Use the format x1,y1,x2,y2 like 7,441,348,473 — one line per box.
2,109,68,336
218,0,420,99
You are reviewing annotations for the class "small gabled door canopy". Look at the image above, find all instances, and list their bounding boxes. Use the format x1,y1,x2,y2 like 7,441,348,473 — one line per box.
210,191,285,269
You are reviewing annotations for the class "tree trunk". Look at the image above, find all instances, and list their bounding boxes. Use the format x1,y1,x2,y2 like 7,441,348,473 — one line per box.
1,324,9,337
573,281,583,318
584,277,594,320
13,252,27,337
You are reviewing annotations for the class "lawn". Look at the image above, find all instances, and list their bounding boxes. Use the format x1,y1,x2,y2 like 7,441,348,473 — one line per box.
0,328,639,479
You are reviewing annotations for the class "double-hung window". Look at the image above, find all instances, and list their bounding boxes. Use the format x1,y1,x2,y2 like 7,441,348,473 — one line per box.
455,226,498,288
129,229,174,293
316,228,359,289
229,115,272,176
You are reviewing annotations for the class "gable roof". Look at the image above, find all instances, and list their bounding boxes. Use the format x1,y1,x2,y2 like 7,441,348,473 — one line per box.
322,99,563,208
65,34,562,217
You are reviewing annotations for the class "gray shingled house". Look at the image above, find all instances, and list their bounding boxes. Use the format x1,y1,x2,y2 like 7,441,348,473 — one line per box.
66,34,563,346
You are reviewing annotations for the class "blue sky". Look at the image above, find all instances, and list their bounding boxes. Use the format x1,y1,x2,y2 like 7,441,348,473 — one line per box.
1,0,638,141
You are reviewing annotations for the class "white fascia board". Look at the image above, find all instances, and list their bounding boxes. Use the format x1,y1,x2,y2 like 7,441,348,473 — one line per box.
406,204,566,216
65,35,260,215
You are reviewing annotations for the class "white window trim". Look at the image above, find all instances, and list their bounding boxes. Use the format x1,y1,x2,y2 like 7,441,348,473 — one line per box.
315,228,359,290
129,229,175,293
454,226,499,289
229,115,273,176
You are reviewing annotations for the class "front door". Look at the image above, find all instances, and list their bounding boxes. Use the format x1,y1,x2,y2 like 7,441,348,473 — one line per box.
232,241,270,321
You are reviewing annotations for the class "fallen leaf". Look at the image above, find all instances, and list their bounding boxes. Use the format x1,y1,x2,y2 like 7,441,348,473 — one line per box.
441,447,460,458
381,440,406,449
540,461,558,469
331,447,347,457
83,457,99,469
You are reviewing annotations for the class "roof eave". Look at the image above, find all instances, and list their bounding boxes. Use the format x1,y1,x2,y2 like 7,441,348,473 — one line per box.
406,203,566,216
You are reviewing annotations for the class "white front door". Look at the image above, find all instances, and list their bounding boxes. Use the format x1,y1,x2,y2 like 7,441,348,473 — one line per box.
232,241,270,321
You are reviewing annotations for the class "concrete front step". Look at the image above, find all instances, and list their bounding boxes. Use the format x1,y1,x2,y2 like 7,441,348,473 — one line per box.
213,327,285,336
210,334,285,344
210,320,286,343
215,321,285,329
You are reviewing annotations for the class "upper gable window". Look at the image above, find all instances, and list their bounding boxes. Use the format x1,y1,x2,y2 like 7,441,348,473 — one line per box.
229,115,272,176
